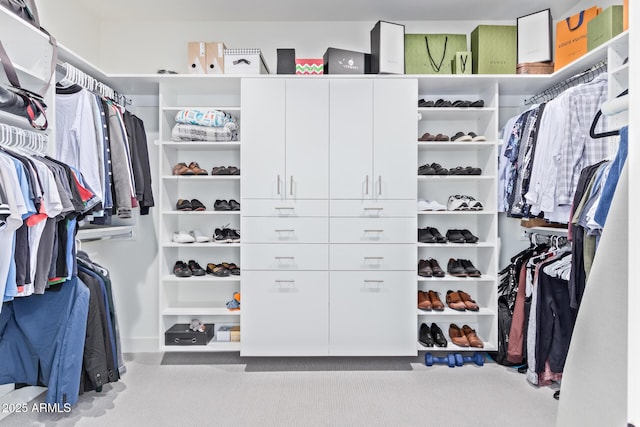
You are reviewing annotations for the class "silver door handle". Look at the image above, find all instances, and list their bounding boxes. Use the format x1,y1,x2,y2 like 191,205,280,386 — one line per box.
274,206,295,210
378,176,382,195
275,229,295,233
363,207,384,211
364,279,384,283
274,256,295,260
364,229,384,233
290,176,293,196
277,175,281,195
365,175,369,195
364,256,384,260
275,280,295,283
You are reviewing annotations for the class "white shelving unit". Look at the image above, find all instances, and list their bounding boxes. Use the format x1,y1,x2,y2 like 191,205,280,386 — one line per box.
416,79,500,352
157,78,242,352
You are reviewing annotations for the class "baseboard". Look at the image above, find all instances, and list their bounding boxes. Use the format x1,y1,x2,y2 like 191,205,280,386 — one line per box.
121,337,159,353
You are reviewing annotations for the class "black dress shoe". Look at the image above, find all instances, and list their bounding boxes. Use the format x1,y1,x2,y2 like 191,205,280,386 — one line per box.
427,227,446,243
419,323,435,347
418,228,436,243
445,229,466,243
214,199,231,211
430,323,448,347
188,260,206,276
460,229,479,243
228,199,241,211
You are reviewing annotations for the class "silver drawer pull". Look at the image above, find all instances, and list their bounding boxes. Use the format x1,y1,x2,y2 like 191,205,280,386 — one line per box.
275,280,295,283
275,229,295,232
363,207,384,211
364,256,384,260
364,229,384,233
277,175,281,195
364,280,384,283
275,206,295,210
274,256,295,260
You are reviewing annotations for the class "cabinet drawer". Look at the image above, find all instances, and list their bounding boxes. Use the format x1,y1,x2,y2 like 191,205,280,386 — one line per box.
329,200,416,218
242,244,328,270
241,199,328,217
330,244,415,270
241,271,329,356
329,271,416,356
242,218,328,243
329,218,416,243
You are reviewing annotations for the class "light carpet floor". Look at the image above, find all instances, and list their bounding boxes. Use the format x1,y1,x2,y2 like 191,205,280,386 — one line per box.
2,353,558,427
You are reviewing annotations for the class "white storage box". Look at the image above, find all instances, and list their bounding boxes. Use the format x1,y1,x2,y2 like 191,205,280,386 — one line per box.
224,49,270,75
370,20,405,74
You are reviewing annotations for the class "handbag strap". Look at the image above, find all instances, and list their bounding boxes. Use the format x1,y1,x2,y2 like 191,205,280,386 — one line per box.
0,40,22,89
565,11,585,31
22,0,40,27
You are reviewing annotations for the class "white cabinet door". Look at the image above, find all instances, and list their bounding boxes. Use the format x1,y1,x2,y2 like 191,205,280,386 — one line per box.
285,79,329,199
241,271,329,356
329,79,373,199
373,79,417,200
329,271,416,356
241,79,286,199
242,244,328,270
242,217,329,243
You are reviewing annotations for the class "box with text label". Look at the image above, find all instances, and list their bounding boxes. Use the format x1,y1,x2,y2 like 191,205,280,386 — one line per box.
224,49,270,75
471,25,517,74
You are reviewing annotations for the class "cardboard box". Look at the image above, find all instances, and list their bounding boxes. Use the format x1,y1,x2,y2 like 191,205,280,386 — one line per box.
520,218,568,228
323,48,366,74
230,326,240,342
517,9,552,64
187,42,207,74
588,5,624,51
216,325,232,342
224,49,270,75
370,20,405,74
451,51,472,74
295,59,324,75
516,62,554,74
164,323,214,346
205,42,226,74
277,48,296,74
471,25,517,74
405,34,467,74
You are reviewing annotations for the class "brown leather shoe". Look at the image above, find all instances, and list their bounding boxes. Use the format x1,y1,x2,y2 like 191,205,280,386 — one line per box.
428,258,445,277
172,162,195,175
458,290,479,311
427,290,445,311
188,162,209,175
449,323,470,347
418,259,433,277
446,290,466,311
462,324,484,348
417,290,432,310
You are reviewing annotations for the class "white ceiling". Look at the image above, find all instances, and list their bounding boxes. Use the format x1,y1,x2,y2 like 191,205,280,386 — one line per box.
80,0,579,21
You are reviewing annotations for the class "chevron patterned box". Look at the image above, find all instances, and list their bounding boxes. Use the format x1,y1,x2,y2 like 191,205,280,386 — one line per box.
295,59,324,75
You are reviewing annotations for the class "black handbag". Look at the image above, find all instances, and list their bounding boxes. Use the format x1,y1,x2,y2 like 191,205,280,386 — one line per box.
0,40,48,130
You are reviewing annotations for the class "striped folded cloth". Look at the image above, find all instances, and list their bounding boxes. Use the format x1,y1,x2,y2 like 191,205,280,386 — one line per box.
175,109,238,129
171,124,236,142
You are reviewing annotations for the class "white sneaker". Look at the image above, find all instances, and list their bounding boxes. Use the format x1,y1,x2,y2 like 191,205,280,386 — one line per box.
189,229,211,243
447,195,470,211
463,195,484,210
172,231,196,244
417,199,446,211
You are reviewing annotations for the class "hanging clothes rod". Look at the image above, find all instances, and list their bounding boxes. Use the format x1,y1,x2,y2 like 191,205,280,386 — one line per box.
0,122,48,154
55,62,131,107
524,60,608,106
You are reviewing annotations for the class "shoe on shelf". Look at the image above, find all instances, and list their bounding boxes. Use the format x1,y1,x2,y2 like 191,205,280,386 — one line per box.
213,228,231,243
173,261,192,277
418,199,447,211
221,262,241,276
431,163,449,175
458,290,480,311
460,229,479,243
223,228,241,243
445,229,466,243
188,260,206,276
470,100,485,108
434,134,450,141
447,195,470,211
449,166,470,175
188,161,209,175
465,166,482,175
228,199,241,211
172,162,195,175
189,229,211,243
190,199,206,211
460,259,482,277
418,259,433,277
419,323,435,347
428,258,445,278
449,324,470,347
206,263,231,277
418,163,436,175
427,290,445,311
467,132,486,142
418,133,436,142
172,231,196,244
418,290,433,310
226,166,240,175
214,200,232,211
451,132,473,142
418,228,436,243
176,199,193,211
447,259,467,277
430,323,448,347
426,227,446,243
463,196,483,211
446,290,467,311
211,166,230,175
462,324,484,348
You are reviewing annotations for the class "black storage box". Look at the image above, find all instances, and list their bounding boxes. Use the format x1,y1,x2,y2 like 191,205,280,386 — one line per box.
277,48,296,74
323,48,366,74
164,323,215,346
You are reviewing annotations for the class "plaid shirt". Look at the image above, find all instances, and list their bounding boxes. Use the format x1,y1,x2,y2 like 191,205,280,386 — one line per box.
557,74,609,205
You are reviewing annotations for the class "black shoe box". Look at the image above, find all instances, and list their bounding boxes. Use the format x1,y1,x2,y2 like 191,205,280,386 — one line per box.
324,47,368,74
164,323,215,346
277,48,296,74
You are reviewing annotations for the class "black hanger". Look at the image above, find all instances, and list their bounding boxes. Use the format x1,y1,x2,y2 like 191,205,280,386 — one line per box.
590,89,628,139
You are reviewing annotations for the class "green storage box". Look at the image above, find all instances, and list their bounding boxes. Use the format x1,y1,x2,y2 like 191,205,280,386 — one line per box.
405,34,467,74
471,25,517,74
587,5,624,51
451,51,472,74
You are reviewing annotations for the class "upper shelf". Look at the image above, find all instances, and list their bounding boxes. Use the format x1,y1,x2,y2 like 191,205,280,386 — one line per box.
54,27,628,99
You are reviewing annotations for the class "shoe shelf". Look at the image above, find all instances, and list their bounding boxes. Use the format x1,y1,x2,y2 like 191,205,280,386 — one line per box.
159,141,242,151
417,308,495,316
162,211,241,216
417,342,497,353
417,107,497,120
417,275,496,282
162,306,240,316
418,211,496,216
417,242,494,248
162,275,241,282
162,242,242,248
161,342,241,353
162,176,241,181
418,141,497,150
417,176,495,182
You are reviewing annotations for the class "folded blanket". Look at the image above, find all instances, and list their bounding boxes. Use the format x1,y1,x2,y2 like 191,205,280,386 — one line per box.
175,109,238,130
171,123,236,142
